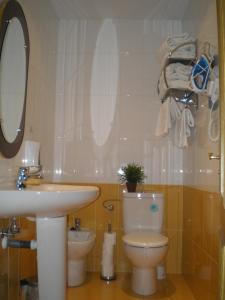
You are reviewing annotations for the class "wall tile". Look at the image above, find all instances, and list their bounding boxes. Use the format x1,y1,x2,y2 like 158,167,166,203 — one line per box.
183,1,219,192
183,187,222,300
53,18,183,184
182,3,221,300
69,183,182,273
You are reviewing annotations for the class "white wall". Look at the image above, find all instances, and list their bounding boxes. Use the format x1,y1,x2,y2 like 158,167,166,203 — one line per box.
183,0,219,192
53,18,184,184
0,2,59,299
0,0,59,183
0,0,217,188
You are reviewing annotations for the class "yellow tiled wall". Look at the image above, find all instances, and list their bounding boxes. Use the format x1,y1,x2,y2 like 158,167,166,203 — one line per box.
0,219,10,299
0,218,37,300
0,219,20,300
0,183,183,300
182,186,223,300
68,183,183,274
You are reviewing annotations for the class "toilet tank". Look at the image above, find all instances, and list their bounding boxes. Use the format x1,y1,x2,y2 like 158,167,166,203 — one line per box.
122,192,164,234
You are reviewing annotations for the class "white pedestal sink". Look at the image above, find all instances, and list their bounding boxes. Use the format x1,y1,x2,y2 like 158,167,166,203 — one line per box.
0,183,99,300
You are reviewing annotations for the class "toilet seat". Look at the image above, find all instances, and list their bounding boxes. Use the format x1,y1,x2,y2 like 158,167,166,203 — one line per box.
123,231,168,248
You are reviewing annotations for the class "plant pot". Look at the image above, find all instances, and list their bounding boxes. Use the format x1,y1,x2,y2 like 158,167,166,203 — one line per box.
126,182,137,193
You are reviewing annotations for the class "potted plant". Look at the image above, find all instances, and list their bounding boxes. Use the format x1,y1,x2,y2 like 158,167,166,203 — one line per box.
119,162,145,192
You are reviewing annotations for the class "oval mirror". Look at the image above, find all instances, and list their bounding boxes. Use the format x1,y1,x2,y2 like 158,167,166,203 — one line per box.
0,0,29,158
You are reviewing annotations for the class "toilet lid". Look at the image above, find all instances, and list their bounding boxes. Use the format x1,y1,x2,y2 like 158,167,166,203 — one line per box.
123,232,168,248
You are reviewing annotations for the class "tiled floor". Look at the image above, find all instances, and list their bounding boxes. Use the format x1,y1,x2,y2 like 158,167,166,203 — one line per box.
67,273,196,300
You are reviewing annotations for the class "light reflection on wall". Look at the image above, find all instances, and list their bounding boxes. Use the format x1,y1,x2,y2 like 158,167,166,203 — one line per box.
90,19,118,146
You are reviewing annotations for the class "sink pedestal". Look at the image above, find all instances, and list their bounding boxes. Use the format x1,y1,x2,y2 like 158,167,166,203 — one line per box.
36,216,67,300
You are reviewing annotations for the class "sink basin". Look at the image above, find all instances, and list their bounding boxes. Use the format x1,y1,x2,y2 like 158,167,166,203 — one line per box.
0,183,99,217
0,182,99,300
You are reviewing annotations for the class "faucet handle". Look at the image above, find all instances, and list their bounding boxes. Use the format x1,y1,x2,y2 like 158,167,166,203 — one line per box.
9,217,20,235
17,167,28,179
74,218,81,230
16,167,28,190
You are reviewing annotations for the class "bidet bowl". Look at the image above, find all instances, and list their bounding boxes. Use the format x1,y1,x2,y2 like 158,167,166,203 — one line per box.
67,229,96,286
68,229,96,260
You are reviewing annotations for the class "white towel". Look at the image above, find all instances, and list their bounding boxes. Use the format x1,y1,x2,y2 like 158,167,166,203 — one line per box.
158,63,193,99
158,76,191,100
159,33,196,62
155,99,171,137
166,33,195,49
168,44,196,60
166,63,193,80
168,80,191,89
170,98,182,122
178,107,194,148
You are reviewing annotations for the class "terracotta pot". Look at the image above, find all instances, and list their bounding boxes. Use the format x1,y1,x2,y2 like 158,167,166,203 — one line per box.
126,182,137,193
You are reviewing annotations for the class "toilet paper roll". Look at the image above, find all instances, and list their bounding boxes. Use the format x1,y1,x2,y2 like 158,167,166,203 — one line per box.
101,231,116,278
22,140,40,166
103,232,116,246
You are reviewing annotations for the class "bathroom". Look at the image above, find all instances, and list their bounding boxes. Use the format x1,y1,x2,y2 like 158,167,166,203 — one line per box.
0,0,223,299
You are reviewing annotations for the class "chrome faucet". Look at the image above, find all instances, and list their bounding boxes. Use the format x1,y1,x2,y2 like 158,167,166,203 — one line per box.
16,167,28,190
16,166,42,190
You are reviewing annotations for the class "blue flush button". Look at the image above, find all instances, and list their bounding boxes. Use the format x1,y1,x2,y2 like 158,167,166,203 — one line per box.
150,204,159,212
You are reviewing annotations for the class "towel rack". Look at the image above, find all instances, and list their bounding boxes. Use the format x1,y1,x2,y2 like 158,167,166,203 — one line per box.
157,41,198,108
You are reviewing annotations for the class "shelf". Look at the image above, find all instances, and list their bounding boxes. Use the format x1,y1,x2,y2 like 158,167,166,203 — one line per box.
162,89,198,107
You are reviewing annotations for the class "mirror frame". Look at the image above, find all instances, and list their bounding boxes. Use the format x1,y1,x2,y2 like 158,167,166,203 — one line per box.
0,0,29,158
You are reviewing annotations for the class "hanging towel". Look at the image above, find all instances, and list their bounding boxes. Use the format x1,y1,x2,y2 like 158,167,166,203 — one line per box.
155,98,171,137
179,107,194,148
170,98,182,122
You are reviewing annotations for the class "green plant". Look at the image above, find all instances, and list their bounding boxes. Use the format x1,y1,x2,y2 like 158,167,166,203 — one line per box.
119,162,145,184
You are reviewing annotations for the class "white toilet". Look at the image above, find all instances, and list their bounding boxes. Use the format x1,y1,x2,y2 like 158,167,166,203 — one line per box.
122,192,168,296
67,229,96,287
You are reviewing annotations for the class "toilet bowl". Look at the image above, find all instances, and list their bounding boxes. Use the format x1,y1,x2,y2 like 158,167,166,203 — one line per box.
67,229,95,287
123,231,168,295
122,192,168,296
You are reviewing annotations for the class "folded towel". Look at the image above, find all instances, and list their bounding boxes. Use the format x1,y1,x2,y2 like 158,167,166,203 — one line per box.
158,33,196,62
158,63,193,99
166,63,192,79
168,80,191,89
160,33,195,52
168,44,196,59
167,35,194,49
155,98,171,137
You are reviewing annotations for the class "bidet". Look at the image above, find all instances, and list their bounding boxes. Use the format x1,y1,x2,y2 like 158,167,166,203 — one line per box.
68,229,96,286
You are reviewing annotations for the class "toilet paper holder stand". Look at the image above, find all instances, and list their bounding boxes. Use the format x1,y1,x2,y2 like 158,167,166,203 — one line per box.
101,199,118,282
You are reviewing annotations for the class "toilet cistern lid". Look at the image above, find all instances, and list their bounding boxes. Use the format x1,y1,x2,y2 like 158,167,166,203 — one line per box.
123,232,168,248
